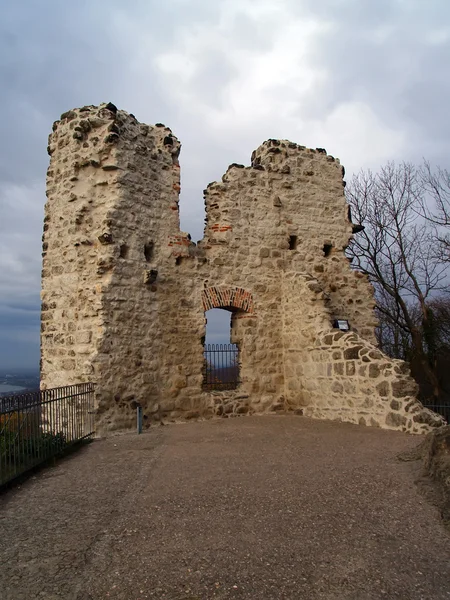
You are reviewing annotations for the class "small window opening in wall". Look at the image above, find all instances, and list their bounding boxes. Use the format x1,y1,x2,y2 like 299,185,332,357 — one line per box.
119,244,129,259
289,235,298,250
323,243,332,257
203,308,239,391
175,256,182,266
144,242,154,262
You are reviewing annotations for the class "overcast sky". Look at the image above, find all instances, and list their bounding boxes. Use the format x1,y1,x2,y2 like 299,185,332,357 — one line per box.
1,0,449,371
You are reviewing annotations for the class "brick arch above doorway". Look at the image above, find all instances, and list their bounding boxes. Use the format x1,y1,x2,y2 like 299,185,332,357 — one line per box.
202,286,255,314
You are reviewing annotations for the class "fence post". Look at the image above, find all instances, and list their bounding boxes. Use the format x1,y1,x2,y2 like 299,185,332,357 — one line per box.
136,403,143,434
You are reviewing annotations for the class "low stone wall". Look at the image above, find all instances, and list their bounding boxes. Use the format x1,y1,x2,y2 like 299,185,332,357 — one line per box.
299,330,445,434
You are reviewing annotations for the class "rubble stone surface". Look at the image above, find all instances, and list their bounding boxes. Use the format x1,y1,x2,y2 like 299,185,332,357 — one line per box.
1,417,450,599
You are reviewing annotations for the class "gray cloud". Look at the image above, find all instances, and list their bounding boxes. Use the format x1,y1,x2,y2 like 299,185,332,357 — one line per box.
1,0,449,371
292,0,450,165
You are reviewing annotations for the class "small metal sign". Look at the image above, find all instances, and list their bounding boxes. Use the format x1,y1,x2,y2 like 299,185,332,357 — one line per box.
333,319,350,331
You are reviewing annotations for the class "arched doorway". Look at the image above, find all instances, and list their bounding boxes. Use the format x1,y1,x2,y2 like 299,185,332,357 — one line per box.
201,286,255,314
203,308,239,390
201,286,255,391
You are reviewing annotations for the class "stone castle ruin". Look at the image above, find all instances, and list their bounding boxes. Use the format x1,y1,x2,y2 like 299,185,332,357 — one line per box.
41,103,443,434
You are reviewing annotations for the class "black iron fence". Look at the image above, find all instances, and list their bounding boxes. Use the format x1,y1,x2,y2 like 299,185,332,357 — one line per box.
0,383,95,486
422,401,450,424
203,344,239,391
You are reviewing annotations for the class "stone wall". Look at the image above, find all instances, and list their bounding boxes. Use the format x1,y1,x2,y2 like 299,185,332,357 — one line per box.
41,103,444,434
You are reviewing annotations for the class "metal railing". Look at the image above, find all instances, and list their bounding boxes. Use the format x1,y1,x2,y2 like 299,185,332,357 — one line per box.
0,383,95,486
203,344,239,391
422,400,450,424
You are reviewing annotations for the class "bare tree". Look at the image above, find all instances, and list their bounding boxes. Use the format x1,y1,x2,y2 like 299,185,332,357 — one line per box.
419,161,450,262
347,162,447,401
425,296,450,350
375,287,412,360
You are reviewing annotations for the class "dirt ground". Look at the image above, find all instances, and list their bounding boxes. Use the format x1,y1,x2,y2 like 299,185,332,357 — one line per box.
0,416,449,600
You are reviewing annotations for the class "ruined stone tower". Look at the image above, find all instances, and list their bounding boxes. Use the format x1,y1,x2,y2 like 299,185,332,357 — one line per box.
41,103,443,434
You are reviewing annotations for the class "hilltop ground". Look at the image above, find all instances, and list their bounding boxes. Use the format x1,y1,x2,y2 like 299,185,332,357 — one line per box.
0,416,449,600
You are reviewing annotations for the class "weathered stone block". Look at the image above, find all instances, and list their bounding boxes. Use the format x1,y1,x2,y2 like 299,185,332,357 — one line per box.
62,359,76,370
386,412,406,428
369,364,380,378
334,363,344,376
76,331,92,344
390,400,402,411
345,361,356,376
391,379,418,398
376,381,389,397
412,409,445,427
343,381,356,395
344,346,362,360
363,397,374,409
331,381,343,394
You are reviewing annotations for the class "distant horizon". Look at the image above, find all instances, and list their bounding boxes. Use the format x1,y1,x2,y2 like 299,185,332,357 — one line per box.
0,366,40,376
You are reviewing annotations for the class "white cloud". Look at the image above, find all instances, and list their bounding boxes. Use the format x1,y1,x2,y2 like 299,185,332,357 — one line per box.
154,2,331,126
1,0,450,368
305,102,406,172
150,0,406,206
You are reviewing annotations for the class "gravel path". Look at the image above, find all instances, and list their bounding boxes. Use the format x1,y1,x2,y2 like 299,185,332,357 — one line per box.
0,416,449,600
